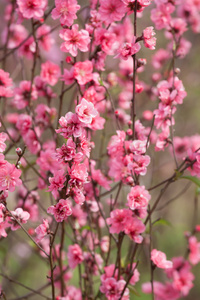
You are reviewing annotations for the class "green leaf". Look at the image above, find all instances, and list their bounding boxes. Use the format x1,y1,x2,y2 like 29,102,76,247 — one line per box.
181,176,200,188
80,225,91,232
152,218,172,227
128,285,140,297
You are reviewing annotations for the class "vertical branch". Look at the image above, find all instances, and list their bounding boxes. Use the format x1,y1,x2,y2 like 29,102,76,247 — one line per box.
131,0,138,140
149,205,154,300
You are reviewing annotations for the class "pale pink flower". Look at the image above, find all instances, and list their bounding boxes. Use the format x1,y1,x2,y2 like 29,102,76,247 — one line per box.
40,61,60,86
60,24,90,57
35,219,49,242
143,27,156,50
127,185,151,211
56,112,83,139
47,199,72,222
10,208,30,231
74,61,93,85
0,162,22,192
67,243,83,269
76,98,98,124
17,0,47,19
151,249,173,269
0,69,13,97
0,133,7,153
51,0,80,26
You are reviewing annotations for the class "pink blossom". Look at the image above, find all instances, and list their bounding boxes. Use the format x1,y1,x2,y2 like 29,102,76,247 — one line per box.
74,61,93,85
60,25,90,57
51,0,80,26
17,0,47,19
68,163,88,184
151,3,175,30
116,37,141,60
99,0,126,24
143,27,156,50
16,114,32,135
48,170,66,199
0,204,6,223
151,249,173,269
107,209,133,234
2,24,28,49
56,138,76,163
35,219,49,242
127,185,151,211
124,217,146,243
47,199,72,222
188,236,200,265
76,98,98,124
0,162,22,192
40,61,60,86
62,67,75,85
100,277,129,300
37,25,54,52
13,81,38,110
67,243,83,269
0,133,7,153
122,0,151,14
0,69,13,97
10,208,30,231
56,112,83,139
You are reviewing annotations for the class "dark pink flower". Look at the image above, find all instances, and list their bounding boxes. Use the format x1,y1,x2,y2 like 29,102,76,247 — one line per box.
0,69,13,97
47,199,72,222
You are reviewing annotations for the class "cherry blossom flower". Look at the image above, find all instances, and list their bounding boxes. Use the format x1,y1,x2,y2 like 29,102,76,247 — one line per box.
151,249,173,269
0,69,13,97
51,0,80,26
60,24,90,57
40,61,61,86
143,27,156,50
0,162,22,192
76,98,98,124
74,61,93,85
10,208,30,231
127,185,151,211
67,243,83,269
35,219,49,242
17,0,47,19
47,199,72,222
99,0,126,24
